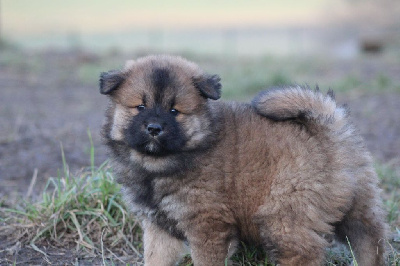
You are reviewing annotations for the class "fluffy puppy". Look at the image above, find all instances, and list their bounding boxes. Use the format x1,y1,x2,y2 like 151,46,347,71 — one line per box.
99,55,387,266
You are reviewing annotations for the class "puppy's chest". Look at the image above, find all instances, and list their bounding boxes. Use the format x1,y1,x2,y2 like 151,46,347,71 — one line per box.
122,176,187,240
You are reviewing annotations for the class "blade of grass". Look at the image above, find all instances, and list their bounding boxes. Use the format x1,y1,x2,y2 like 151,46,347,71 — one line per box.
87,128,95,175
30,224,53,257
101,228,106,266
346,236,358,266
68,210,94,250
60,142,69,182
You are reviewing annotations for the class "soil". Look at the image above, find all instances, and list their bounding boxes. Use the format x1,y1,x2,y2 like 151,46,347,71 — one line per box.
0,49,109,199
0,49,399,265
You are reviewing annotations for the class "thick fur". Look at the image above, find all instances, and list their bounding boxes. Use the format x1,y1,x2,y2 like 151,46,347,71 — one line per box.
100,55,387,266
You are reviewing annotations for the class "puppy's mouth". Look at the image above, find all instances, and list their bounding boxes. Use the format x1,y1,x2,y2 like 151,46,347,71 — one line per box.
143,139,163,155
131,135,175,157
124,116,187,157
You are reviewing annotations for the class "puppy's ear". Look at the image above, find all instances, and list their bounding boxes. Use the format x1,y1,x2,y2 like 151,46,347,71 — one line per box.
99,70,125,95
192,74,222,100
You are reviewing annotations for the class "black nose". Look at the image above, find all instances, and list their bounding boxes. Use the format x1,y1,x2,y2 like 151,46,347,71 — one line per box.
147,123,163,137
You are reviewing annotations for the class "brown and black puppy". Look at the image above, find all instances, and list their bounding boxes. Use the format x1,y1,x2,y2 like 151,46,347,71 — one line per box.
100,55,387,266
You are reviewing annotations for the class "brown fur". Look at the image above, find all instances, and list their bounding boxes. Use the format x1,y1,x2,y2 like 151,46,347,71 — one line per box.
142,219,189,265
100,55,387,266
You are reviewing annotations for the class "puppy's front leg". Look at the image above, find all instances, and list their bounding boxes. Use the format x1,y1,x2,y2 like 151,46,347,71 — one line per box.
187,221,237,266
142,219,187,266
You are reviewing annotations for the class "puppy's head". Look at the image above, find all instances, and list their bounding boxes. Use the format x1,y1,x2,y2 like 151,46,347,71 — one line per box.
100,55,221,169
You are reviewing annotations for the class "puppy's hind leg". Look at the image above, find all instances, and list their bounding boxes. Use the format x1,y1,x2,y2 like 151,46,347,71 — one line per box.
142,219,188,266
259,223,328,266
334,203,387,266
256,210,330,266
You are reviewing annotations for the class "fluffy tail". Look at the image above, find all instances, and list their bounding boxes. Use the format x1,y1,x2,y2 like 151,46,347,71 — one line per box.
252,86,349,131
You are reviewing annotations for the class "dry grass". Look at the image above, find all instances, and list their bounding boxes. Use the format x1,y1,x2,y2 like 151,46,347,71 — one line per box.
0,133,143,265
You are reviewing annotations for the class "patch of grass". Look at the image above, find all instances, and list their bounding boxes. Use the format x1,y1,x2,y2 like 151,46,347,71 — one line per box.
376,163,400,227
213,57,294,100
196,54,399,100
179,243,271,266
375,73,392,91
330,71,399,94
334,74,363,92
77,55,124,85
0,140,143,264
0,48,45,74
0,38,19,51
78,62,108,85
387,228,400,265
230,243,271,266
325,245,352,266
375,163,400,265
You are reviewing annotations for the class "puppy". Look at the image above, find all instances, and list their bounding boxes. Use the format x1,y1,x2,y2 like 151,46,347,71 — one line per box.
100,55,387,266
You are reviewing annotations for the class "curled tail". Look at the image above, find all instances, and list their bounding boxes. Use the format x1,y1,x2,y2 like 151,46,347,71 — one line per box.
252,86,349,131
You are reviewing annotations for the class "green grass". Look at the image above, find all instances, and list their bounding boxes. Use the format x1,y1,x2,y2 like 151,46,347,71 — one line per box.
77,52,398,101
376,163,400,266
376,163,400,226
0,140,143,264
2,43,399,99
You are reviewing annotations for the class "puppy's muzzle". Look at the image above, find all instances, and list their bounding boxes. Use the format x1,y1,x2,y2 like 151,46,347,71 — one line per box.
147,123,163,137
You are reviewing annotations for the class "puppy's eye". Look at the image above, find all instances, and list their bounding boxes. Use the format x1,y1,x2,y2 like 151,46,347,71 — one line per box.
170,108,179,116
137,105,146,111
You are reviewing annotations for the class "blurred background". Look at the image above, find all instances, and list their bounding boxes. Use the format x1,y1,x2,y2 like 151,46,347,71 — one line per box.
3,0,400,56
0,1,399,264
1,0,400,202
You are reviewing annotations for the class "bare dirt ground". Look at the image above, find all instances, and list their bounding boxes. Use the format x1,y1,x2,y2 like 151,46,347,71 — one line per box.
0,50,109,198
0,48,399,265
